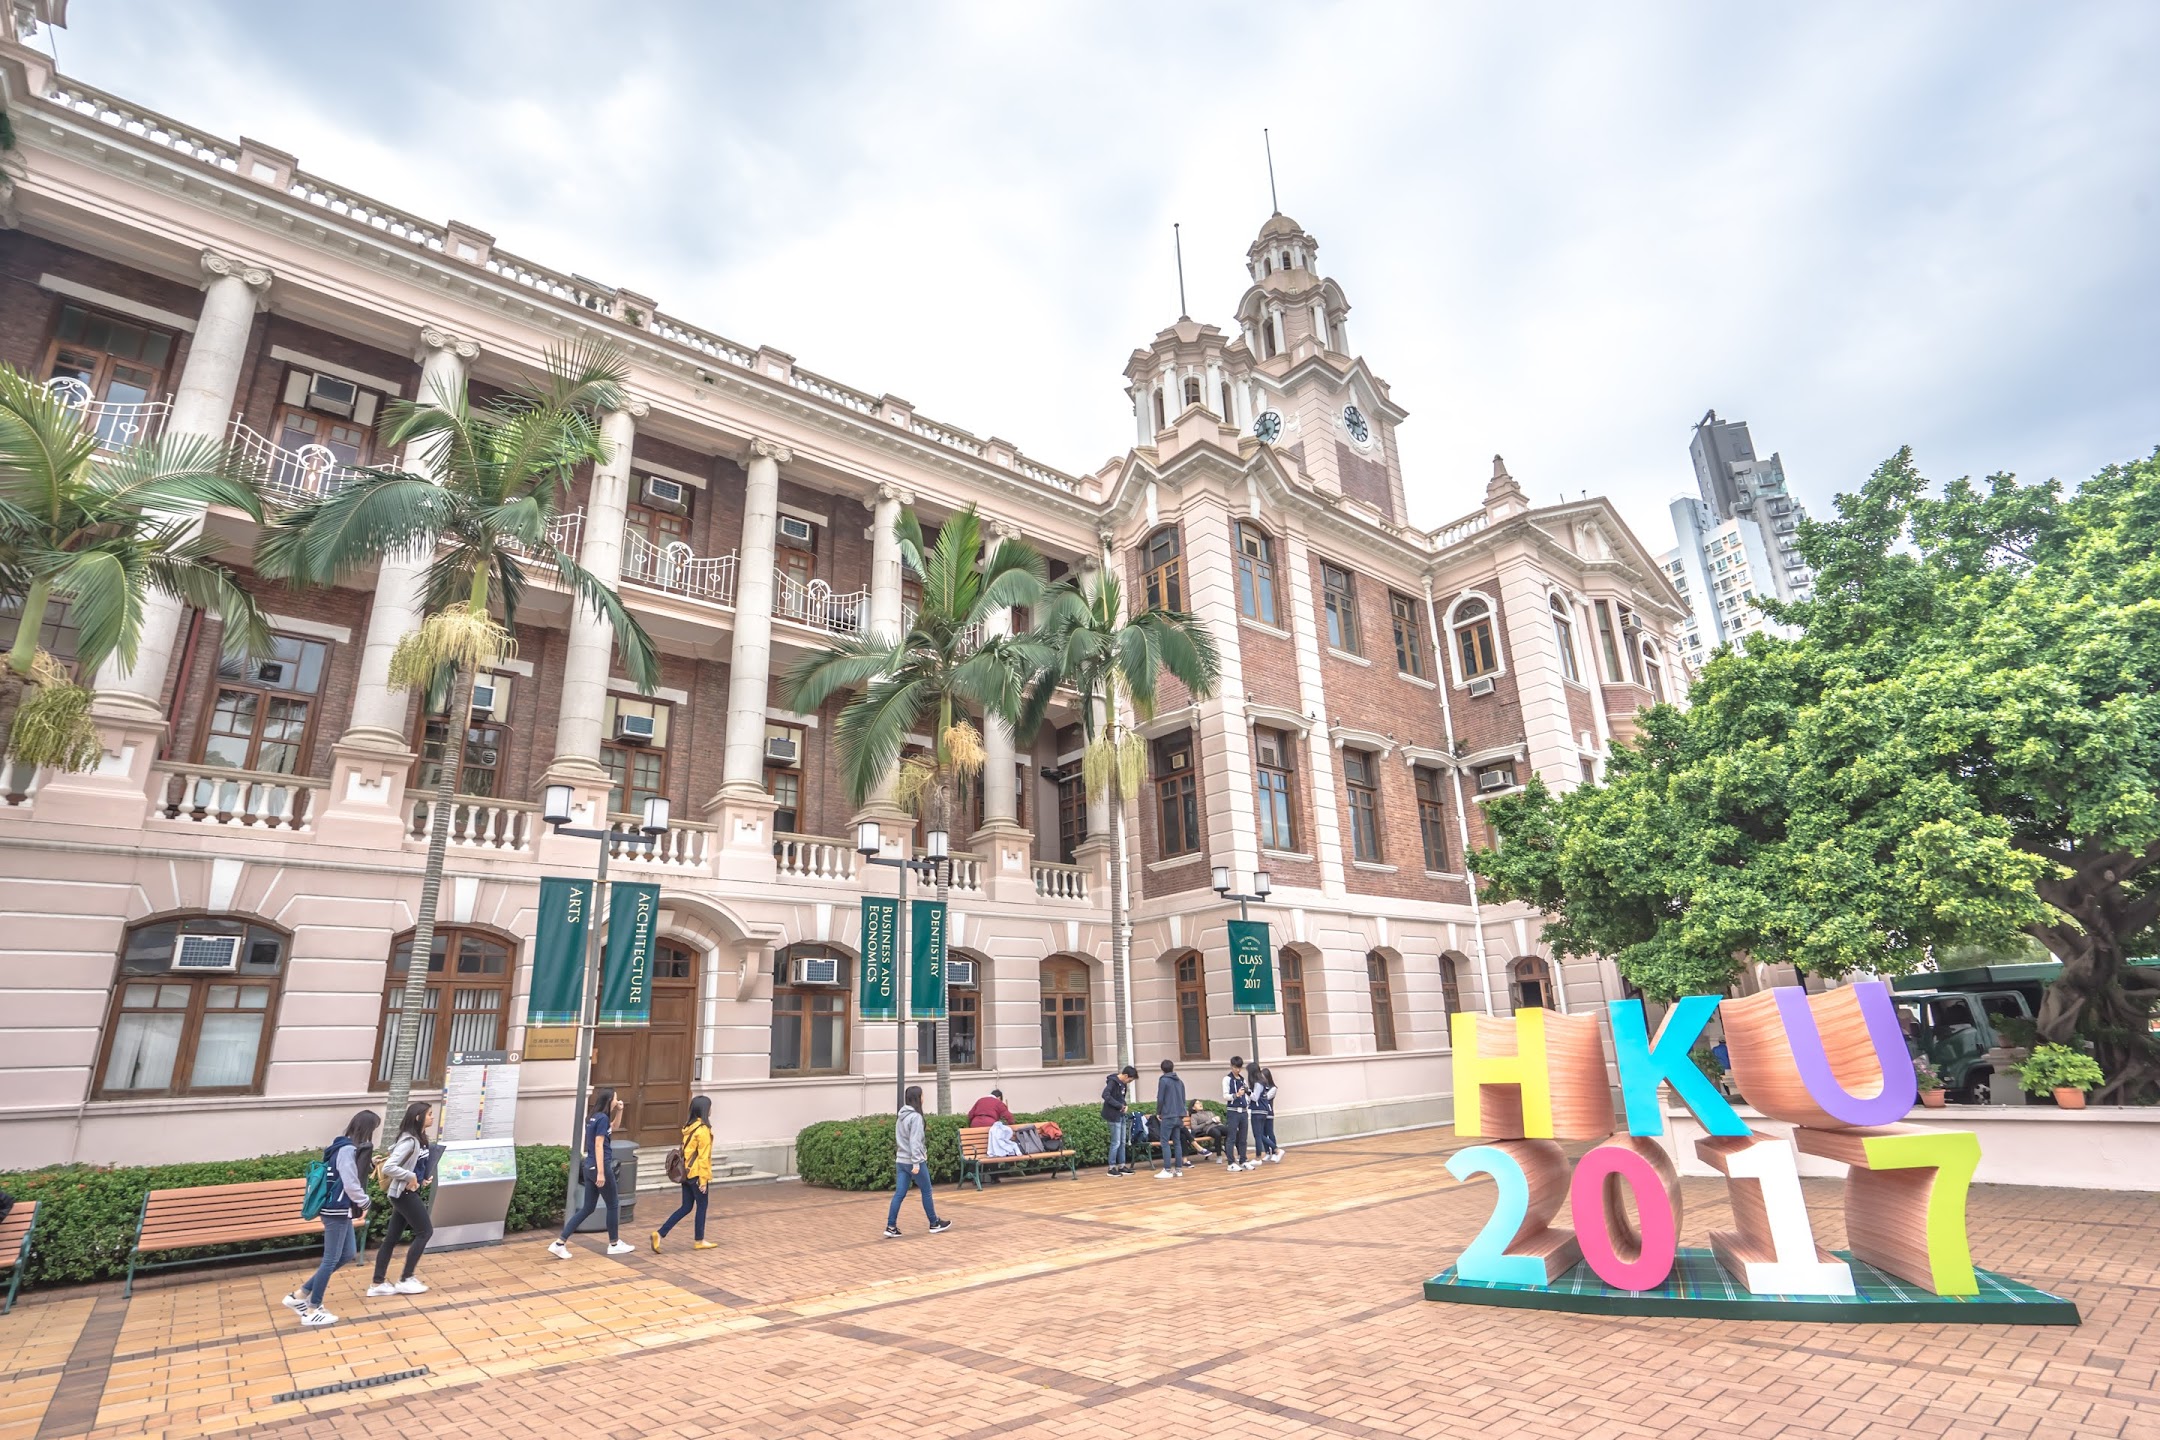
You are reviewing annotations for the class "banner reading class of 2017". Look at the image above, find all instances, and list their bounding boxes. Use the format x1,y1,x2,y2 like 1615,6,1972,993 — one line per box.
528,877,591,1027
909,898,947,1020
859,896,900,1021
1227,918,1275,1014
598,881,660,1027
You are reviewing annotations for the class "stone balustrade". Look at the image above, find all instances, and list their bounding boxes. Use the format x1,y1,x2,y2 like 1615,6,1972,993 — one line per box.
1031,861,1090,901
408,796,537,852
774,832,858,883
610,820,715,869
151,764,319,831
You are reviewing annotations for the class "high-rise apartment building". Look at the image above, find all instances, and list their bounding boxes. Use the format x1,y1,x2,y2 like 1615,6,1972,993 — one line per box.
1664,410,1814,665
0,11,1688,1172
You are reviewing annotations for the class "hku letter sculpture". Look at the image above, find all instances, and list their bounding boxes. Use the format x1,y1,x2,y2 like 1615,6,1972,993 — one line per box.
1433,983,2075,1322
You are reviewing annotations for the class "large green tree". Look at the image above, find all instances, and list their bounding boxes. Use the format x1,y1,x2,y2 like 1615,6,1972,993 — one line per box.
1475,448,2160,1101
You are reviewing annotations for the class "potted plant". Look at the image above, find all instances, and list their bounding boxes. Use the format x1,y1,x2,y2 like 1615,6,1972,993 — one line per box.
2013,1043,2105,1110
1914,1056,1947,1108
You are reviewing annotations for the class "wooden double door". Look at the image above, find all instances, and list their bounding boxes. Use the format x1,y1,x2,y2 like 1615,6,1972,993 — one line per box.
593,940,700,1144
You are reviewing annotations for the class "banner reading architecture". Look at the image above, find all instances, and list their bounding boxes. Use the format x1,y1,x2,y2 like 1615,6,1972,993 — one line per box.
598,881,660,1027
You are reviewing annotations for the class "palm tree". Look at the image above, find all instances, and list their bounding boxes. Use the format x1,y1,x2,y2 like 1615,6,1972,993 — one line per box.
259,340,659,1114
0,364,272,772
1019,570,1221,1069
780,504,1045,1113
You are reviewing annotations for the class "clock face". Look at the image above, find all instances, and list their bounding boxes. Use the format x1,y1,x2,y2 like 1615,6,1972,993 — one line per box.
1342,404,1371,445
1253,409,1284,444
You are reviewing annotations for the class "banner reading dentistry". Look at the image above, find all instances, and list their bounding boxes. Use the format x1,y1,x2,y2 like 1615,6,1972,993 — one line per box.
859,896,900,1021
598,881,660,1027
909,898,947,1020
528,876,591,1027
1228,918,1276,1014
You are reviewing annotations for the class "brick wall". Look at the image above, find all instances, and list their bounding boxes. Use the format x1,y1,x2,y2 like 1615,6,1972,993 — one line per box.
1334,439,1395,521
0,232,203,382
232,314,419,451
163,575,370,780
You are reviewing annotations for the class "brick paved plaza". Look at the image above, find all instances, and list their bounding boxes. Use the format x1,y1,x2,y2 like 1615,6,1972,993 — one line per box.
3,1131,2154,1440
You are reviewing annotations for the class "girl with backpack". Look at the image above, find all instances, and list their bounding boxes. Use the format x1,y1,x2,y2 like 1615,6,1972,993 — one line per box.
549,1087,634,1258
283,1109,378,1327
651,1094,715,1252
367,1101,436,1296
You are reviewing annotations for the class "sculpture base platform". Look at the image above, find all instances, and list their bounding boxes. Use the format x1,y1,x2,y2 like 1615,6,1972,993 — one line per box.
1425,1249,2079,1325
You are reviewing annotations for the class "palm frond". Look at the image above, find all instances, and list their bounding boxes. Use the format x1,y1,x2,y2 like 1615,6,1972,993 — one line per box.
43,546,145,674
552,547,658,691
89,432,266,522
256,471,455,585
143,547,275,663
780,633,907,714
834,673,928,806
0,366,99,519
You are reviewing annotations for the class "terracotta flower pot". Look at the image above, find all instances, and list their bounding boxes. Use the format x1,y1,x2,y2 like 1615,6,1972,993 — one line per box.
1919,1089,1946,1109
2053,1087,2088,1110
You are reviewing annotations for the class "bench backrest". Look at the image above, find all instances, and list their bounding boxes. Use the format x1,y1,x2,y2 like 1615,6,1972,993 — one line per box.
958,1126,992,1159
0,1202,35,1265
139,1178,317,1249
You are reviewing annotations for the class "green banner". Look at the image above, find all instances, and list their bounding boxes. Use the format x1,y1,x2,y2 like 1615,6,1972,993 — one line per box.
1228,918,1276,1014
859,896,900,1021
909,898,948,1020
598,881,661,1027
528,877,592,1027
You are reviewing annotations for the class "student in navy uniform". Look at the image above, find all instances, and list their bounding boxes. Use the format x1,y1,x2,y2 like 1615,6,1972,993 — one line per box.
1254,1067,1283,1162
1101,1065,1139,1176
1221,1056,1255,1171
550,1087,634,1258
1153,1059,1188,1179
283,1109,377,1327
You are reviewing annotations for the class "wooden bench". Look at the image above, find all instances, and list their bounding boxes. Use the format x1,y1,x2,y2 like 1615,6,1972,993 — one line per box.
959,1126,1078,1190
1,1201,36,1314
127,1178,320,1296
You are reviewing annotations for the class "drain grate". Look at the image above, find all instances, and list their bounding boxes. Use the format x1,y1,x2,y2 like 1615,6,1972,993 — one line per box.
271,1366,429,1403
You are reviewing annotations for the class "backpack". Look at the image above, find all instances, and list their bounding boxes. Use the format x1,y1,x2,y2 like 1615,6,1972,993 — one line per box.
1014,1124,1046,1156
301,1139,345,1220
665,1146,687,1184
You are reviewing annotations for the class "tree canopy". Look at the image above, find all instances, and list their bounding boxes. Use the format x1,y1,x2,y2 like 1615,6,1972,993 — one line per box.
1474,447,2160,1100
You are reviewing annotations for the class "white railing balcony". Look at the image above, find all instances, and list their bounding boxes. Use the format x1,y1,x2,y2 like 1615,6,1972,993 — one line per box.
226,420,370,504
1032,861,1090,902
774,831,858,883
610,819,714,869
1431,510,1492,549
45,377,170,454
945,852,984,894
409,796,537,852
152,763,320,831
774,574,867,637
501,508,583,562
621,531,737,605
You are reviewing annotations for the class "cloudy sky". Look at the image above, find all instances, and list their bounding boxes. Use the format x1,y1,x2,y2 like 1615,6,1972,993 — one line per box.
39,2,2160,549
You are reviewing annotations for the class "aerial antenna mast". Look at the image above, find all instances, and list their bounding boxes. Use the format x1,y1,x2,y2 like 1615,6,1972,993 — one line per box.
1174,223,1188,318
1264,128,1279,213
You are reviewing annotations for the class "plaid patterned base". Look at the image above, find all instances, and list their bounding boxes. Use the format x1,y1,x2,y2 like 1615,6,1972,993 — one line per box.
1425,1249,2080,1325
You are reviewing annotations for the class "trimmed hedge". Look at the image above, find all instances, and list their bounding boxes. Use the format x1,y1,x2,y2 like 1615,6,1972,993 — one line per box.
796,1099,1224,1191
0,1144,570,1287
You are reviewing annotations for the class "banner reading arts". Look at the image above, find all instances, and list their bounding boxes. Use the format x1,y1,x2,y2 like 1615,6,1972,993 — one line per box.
859,896,900,1021
910,898,948,1020
528,876,592,1027
598,881,661,1027
1228,918,1276,1014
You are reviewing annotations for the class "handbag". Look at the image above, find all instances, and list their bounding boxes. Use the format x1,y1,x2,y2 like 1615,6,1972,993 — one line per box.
665,1147,687,1184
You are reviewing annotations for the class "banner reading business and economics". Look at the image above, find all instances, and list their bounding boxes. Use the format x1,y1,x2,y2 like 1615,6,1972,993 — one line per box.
1228,918,1276,1014
528,876,592,1027
909,898,948,1020
859,896,900,1021
598,881,661,1027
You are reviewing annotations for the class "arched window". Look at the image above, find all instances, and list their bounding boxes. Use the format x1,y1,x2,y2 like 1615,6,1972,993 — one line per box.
1143,526,1183,612
1280,249,1292,270
1040,958,1091,1066
1175,950,1209,1060
1152,387,1166,431
1235,522,1278,624
375,926,516,1088
772,944,851,1076
97,915,289,1097
919,954,980,1071
1509,957,1555,1011
1182,375,1202,409
1439,954,1464,1019
1452,595,1499,680
1642,641,1666,702
1551,594,1580,684
1220,380,1233,419
1280,948,1311,1054
1367,952,1399,1051
1263,313,1280,359
1263,255,1273,276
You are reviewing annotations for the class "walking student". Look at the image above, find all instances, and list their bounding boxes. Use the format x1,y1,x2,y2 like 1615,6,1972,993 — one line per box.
1154,1059,1188,1179
1222,1056,1255,1171
885,1086,953,1238
1102,1064,1138,1176
652,1095,715,1251
283,1109,377,1327
1255,1067,1284,1162
550,1087,634,1258
367,1102,436,1296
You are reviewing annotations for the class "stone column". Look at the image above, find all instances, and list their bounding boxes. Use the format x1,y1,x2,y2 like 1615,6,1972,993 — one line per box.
547,400,645,785
852,484,912,831
975,519,1032,900
708,439,787,877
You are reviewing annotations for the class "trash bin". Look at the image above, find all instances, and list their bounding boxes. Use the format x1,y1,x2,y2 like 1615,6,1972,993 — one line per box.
574,1137,640,1232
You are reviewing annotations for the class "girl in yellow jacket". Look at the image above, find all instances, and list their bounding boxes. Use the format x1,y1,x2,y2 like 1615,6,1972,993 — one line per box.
652,1095,716,1251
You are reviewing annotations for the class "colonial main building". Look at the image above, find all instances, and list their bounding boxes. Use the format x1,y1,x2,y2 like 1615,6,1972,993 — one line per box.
0,10,1685,1175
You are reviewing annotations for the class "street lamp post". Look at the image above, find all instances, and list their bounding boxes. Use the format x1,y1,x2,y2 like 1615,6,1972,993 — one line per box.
541,783,670,1217
1212,864,1273,1065
857,821,952,1113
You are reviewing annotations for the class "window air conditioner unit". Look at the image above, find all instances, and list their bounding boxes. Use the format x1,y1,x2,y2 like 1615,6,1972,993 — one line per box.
777,514,815,547
765,733,799,765
791,955,842,986
641,476,687,511
171,933,243,973
614,712,657,744
1466,677,1496,697
1479,768,1517,793
470,678,502,716
307,373,359,418
946,958,976,988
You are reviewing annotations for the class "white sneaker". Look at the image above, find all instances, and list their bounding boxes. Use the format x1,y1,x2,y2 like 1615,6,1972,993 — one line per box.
281,1291,310,1312
394,1278,428,1295
300,1307,337,1327
547,1240,572,1260
1156,1169,1175,1179
605,1240,636,1256
365,1282,398,1297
